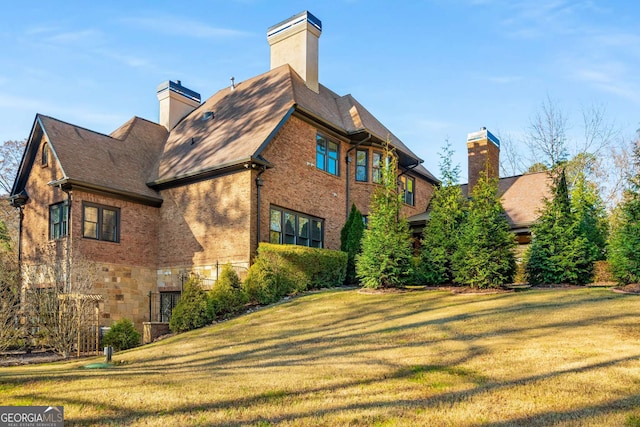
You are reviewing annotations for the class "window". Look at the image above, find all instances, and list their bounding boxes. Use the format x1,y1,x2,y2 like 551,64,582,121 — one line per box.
42,142,49,167
49,202,68,239
372,151,382,183
270,209,282,244
83,203,120,242
270,207,324,248
355,149,368,182
316,134,339,176
399,176,415,206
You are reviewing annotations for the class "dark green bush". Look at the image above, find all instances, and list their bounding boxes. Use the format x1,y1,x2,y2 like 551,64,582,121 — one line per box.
243,243,347,304
169,277,212,333
102,318,140,351
208,264,248,319
340,204,365,285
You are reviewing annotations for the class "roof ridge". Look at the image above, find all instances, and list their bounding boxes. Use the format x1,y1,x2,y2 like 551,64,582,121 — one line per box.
38,114,117,140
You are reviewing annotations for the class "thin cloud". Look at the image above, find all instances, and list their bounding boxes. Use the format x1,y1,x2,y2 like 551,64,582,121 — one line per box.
46,29,104,44
500,0,592,38
572,64,640,104
485,75,524,84
99,50,155,70
121,15,251,39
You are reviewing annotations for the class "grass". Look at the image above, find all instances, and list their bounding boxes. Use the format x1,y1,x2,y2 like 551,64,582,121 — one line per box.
2,287,640,426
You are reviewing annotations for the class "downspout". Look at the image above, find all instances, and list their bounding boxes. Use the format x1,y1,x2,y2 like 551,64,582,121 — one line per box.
17,205,23,271
61,186,72,293
345,133,372,219
255,165,267,249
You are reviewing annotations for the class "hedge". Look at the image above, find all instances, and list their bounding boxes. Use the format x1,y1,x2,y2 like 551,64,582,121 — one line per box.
243,243,347,304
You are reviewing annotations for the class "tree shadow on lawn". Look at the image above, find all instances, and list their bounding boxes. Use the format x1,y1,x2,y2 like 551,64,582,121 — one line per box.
123,290,635,374
11,352,640,426
4,288,640,425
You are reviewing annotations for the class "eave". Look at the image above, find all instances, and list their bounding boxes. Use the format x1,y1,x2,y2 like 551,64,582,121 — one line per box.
148,156,274,191
50,178,164,207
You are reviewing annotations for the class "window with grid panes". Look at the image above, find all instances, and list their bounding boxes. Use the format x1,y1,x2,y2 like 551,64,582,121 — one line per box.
316,134,339,176
83,203,120,242
269,207,323,248
355,149,368,182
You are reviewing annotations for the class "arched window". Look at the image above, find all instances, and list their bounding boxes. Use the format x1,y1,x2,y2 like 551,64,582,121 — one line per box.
42,142,49,166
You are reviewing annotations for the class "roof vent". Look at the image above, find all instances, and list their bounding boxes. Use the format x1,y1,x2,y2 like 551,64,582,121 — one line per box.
202,111,214,121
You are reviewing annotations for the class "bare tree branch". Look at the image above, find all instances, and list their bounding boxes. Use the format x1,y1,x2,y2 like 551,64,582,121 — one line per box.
22,245,101,357
0,139,26,195
527,95,569,168
495,130,527,177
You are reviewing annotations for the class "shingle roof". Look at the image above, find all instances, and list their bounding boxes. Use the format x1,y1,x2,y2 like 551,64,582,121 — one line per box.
152,64,438,185
15,65,437,201
409,171,551,229
460,172,551,229
37,115,167,202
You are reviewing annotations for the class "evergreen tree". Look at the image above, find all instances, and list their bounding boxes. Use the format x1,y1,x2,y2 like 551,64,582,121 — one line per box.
169,277,212,333
452,175,516,288
340,204,365,285
608,140,640,284
526,167,593,285
419,142,466,285
356,143,414,288
571,171,608,262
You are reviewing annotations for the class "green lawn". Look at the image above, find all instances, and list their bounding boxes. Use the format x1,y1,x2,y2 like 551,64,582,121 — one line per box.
2,287,640,426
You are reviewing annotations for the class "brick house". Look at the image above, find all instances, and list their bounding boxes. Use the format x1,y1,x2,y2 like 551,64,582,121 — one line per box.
10,11,438,335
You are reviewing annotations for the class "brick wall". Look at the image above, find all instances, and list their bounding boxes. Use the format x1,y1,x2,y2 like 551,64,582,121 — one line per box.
157,172,253,285
467,139,500,193
258,115,435,250
21,136,67,262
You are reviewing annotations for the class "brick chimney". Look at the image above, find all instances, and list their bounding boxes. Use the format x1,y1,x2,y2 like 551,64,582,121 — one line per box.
156,80,201,130
467,127,500,193
267,11,322,93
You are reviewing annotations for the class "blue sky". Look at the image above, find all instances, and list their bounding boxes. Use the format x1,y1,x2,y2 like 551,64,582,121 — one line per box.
0,1,638,181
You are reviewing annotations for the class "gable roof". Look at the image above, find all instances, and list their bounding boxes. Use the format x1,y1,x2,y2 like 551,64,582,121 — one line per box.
12,115,167,206
409,171,551,230
12,64,437,202
151,64,438,186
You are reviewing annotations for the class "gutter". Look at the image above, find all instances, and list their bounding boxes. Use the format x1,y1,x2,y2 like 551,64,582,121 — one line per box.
58,178,163,207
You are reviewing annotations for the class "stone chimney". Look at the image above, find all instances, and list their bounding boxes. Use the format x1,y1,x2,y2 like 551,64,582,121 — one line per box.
467,127,500,193
156,80,201,130
267,11,322,93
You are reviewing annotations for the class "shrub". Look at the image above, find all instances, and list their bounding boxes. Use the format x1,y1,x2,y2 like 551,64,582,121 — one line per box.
340,204,365,285
592,260,615,283
209,264,248,319
243,243,347,304
243,254,298,305
169,277,212,333
102,318,140,351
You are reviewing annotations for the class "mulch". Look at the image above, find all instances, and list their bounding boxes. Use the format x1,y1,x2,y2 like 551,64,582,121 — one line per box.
612,283,640,294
